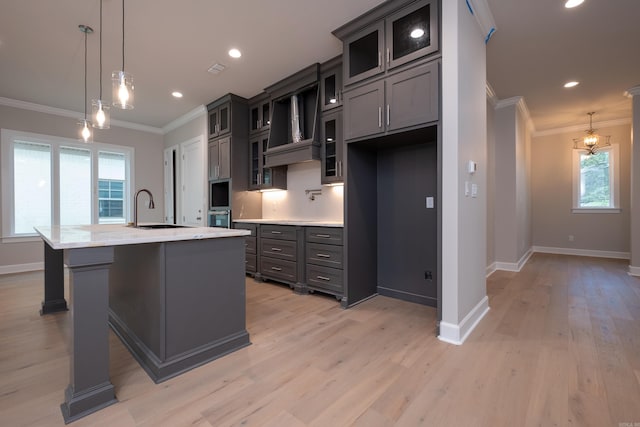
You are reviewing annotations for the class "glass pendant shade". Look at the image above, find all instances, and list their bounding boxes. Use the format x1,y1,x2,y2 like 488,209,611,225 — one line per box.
79,119,92,143
92,99,110,129
112,70,134,109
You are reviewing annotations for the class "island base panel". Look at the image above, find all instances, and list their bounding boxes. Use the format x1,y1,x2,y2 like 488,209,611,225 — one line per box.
62,246,117,423
41,243,68,314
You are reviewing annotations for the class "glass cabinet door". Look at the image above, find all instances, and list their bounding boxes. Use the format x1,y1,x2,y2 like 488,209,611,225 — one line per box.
321,111,343,184
261,136,272,186
208,109,218,138
343,21,384,86
249,139,260,189
250,106,260,133
218,102,230,135
321,65,343,111
261,102,270,129
386,0,438,70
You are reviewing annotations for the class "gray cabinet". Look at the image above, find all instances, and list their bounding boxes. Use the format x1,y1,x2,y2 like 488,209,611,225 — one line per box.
235,223,257,275
207,101,230,139
305,227,344,300
259,225,303,288
249,131,287,191
343,79,384,140
344,61,439,141
321,109,344,184
208,137,230,181
335,0,439,87
249,92,271,134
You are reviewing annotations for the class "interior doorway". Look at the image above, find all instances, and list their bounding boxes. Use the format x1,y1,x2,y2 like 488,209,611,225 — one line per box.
163,145,178,224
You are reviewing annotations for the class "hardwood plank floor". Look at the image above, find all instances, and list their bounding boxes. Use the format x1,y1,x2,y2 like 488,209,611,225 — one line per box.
1,253,639,426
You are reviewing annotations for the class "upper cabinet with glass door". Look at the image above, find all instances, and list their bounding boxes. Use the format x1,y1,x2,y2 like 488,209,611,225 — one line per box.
336,0,439,86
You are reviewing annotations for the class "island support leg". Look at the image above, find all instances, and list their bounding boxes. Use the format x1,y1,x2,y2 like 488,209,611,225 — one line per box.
40,242,68,314
60,247,117,424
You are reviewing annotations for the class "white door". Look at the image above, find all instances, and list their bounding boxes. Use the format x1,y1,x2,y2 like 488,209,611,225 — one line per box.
163,146,177,224
180,137,205,226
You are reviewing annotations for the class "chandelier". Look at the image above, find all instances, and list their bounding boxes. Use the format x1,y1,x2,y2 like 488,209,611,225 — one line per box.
573,112,610,155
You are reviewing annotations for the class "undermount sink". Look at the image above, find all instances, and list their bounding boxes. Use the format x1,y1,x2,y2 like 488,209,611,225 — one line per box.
134,224,187,230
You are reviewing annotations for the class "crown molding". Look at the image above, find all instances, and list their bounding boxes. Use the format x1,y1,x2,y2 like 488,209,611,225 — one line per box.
486,82,498,106
0,97,163,134
494,96,535,132
533,117,632,137
162,104,207,134
624,85,640,97
466,0,497,43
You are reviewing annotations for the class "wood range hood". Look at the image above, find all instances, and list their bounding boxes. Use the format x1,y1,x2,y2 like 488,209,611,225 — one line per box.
264,63,321,168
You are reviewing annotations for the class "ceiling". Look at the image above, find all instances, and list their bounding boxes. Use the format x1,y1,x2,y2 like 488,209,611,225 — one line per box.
1,0,639,132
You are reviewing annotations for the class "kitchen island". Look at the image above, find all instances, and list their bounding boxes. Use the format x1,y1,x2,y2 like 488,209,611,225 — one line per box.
34,224,250,424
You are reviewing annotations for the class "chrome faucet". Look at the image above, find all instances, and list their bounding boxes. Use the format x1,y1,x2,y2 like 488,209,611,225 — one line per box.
133,189,155,227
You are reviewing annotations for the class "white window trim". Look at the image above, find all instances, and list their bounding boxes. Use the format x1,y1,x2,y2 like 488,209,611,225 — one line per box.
571,143,619,213
1,128,135,241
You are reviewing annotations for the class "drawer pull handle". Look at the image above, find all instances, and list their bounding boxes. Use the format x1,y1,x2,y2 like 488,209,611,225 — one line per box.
315,234,331,238
271,266,282,271
317,275,331,281
316,253,331,258
271,231,282,234
271,247,282,252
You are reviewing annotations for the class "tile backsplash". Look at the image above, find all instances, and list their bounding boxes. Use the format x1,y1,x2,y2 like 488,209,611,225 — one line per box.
262,162,343,222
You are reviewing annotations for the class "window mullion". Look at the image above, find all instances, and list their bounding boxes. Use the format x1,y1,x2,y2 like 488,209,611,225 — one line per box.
51,145,60,227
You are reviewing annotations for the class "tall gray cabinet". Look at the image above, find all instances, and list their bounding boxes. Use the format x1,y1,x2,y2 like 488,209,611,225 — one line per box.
333,0,441,309
206,94,261,223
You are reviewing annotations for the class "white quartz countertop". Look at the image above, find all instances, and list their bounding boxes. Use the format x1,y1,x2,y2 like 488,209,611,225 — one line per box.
34,224,250,250
233,219,343,227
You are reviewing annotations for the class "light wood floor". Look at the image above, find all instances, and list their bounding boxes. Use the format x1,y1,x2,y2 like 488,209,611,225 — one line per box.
1,253,640,426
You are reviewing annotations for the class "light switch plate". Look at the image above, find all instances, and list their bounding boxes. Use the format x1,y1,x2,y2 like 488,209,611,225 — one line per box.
471,183,478,198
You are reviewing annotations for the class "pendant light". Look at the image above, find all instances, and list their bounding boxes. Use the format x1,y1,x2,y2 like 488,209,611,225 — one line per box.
572,112,611,155
78,24,93,143
112,0,134,109
92,0,110,128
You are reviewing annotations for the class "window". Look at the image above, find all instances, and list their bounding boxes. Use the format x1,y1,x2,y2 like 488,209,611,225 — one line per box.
1,129,134,238
572,144,619,213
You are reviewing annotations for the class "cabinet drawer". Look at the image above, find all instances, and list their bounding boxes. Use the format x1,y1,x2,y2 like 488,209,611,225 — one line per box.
261,238,296,261
306,243,343,269
246,254,257,273
244,236,256,254
261,257,297,283
260,225,297,241
305,227,343,245
306,265,343,294
235,223,257,236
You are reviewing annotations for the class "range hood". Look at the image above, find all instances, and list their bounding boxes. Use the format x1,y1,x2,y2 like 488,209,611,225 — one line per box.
264,64,321,168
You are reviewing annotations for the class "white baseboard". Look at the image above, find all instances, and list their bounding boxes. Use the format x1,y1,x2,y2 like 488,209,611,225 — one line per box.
532,246,630,260
0,262,44,275
486,262,497,277
629,265,640,277
492,248,533,273
438,296,490,345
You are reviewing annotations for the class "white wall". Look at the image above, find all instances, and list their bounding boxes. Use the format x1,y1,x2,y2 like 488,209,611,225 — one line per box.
492,98,532,267
531,122,631,254
0,104,164,271
440,0,489,344
262,162,343,222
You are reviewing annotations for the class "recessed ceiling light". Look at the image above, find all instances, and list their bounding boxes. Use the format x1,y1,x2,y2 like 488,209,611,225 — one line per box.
564,0,584,8
228,48,241,58
410,28,425,39
564,81,580,88
172,91,183,98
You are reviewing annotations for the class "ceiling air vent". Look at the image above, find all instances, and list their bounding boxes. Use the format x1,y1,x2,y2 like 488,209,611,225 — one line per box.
207,63,226,75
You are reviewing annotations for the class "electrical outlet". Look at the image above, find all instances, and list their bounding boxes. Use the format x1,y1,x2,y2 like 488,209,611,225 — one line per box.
424,271,433,280
568,235,574,242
